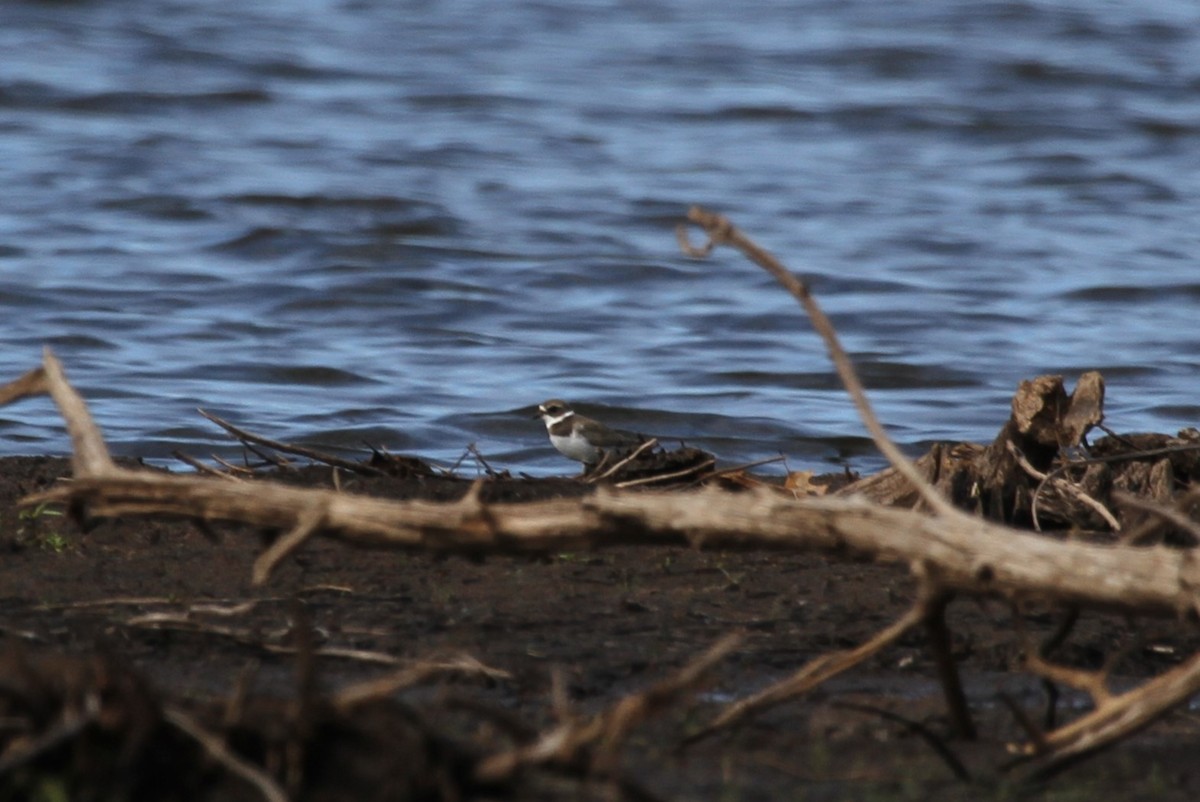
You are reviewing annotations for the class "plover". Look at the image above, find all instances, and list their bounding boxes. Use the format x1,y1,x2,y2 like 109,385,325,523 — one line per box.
533,399,645,465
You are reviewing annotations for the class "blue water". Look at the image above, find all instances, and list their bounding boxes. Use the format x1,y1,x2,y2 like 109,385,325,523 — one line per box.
1,0,1198,475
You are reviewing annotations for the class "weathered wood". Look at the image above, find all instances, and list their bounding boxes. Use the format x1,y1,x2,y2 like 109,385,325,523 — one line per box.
23,463,1200,621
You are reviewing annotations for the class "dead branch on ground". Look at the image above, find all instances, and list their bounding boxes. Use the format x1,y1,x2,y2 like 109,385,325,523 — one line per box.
476,633,741,782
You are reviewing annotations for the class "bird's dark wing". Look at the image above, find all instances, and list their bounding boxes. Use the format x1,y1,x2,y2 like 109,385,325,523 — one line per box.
590,427,648,448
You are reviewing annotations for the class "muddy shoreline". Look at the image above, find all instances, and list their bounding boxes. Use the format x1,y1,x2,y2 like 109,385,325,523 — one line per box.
2,454,1199,800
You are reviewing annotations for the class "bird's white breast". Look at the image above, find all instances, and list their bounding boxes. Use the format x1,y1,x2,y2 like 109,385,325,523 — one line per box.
549,430,601,463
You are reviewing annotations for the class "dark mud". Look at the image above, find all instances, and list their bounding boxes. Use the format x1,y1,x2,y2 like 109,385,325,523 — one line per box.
2,456,1199,800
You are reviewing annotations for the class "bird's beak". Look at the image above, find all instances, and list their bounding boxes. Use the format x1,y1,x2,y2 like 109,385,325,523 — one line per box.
530,408,543,419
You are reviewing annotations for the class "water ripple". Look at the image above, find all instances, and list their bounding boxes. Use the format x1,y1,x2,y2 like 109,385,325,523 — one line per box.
0,0,1197,475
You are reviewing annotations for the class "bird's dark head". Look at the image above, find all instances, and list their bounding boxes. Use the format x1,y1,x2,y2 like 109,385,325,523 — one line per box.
534,399,573,422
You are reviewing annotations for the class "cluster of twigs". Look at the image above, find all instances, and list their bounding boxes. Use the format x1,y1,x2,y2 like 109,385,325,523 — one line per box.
2,207,1200,795
0,600,723,802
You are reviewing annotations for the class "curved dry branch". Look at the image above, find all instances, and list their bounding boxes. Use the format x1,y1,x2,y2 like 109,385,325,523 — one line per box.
1013,649,1200,781
687,583,935,743
677,207,960,520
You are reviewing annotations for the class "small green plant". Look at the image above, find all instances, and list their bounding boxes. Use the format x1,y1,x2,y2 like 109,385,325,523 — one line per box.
17,502,70,553
37,531,72,554
19,501,63,523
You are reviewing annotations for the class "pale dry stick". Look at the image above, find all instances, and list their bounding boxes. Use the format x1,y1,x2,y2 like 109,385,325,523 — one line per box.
163,707,289,802
699,454,787,480
1006,441,1121,533
189,600,262,617
0,707,96,775
173,449,243,481
332,655,512,710
592,632,741,770
586,438,660,483
677,208,978,739
476,633,741,782
0,364,48,407
212,453,259,476
125,612,273,638
9,353,1200,772
686,584,935,743
678,207,960,520
1014,649,1200,780
123,612,412,666
252,501,328,586
1020,651,1112,705
0,355,115,477
614,457,716,489
39,595,182,610
292,646,412,666
0,622,41,641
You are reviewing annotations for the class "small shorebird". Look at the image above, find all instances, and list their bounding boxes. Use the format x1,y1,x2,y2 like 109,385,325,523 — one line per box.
533,399,645,465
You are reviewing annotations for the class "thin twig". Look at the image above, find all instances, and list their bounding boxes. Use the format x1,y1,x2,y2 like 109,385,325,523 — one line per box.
587,439,660,483
122,613,416,666
164,707,289,802
252,502,327,586
212,453,259,475
924,592,976,738
686,585,935,744
614,458,716,489
1021,651,1111,706
997,693,1048,755
834,701,972,782
466,442,502,477
198,408,380,476
0,707,96,774
332,655,512,710
678,207,959,519
701,455,787,479
173,450,243,480
1014,649,1200,780
1007,441,1119,532
477,633,741,781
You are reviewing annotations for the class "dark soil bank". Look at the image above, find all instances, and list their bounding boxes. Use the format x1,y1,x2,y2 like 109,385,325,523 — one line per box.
2,456,1199,801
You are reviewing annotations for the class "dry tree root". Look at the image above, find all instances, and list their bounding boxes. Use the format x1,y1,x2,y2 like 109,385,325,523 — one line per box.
0,634,738,802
